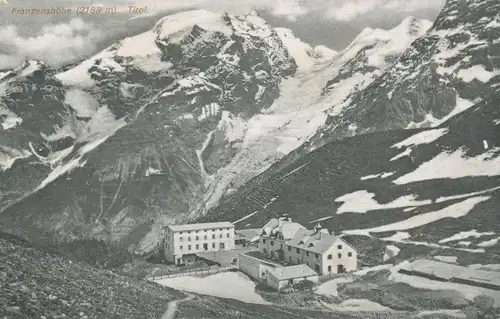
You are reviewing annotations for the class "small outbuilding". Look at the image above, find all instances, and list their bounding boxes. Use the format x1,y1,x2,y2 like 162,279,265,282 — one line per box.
266,264,319,291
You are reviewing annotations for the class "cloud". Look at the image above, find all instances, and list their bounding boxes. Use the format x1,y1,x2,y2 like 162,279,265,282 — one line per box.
325,0,446,21
0,18,102,69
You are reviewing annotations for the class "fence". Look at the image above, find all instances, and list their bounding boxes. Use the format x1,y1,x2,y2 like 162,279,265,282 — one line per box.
147,265,238,281
318,272,361,283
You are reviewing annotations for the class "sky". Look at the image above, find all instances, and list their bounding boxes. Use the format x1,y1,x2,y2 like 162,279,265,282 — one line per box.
0,0,446,69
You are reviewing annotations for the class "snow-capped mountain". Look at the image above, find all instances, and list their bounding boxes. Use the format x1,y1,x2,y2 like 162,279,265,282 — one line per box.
0,10,301,251
308,0,500,149
322,16,432,102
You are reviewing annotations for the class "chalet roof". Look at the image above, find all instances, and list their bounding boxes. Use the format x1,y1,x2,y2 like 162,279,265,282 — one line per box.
287,228,346,254
268,264,318,281
261,218,305,240
166,222,234,232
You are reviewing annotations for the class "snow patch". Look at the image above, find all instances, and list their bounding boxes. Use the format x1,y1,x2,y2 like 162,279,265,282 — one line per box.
156,272,269,305
390,148,412,161
0,108,22,130
382,232,411,241
457,65,499,83
351,197,490,234
393,147,500,184
198,103,220,121
154,10,232,43
439,230,495,244
275,28,336,72
360,172,395,180
216,111,246,143
433,256,457,263
478,236,500,248
56,48,124,88
0,147,31,171
383,245,401,261
145,167,162,176
392,128,448,149
334,190,431,214
64,89,99,118
322,299,393,312
40,123,75,142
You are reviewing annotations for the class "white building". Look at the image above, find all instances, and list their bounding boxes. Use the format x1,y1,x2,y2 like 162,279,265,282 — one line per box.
259,216,357,275
267,264,319,291
163,222,235,265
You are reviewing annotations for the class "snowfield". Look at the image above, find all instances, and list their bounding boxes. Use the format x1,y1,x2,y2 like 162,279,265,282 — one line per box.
156,272,268,305
344,196,490,235
393,147,500,184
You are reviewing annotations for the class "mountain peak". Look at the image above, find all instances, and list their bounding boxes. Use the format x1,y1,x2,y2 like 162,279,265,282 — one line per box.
399,16,432,36
153,10,232,41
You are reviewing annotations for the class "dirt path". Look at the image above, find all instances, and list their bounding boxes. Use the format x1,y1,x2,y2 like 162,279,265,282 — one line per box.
161,293,195,319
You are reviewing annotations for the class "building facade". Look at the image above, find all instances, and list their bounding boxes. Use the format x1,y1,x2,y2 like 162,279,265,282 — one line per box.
163,222,235,265
259,216,357,276
266,264,319,291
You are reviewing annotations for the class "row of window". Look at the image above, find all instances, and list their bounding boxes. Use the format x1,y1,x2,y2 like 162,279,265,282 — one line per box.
262,239,350,258
177,233,230,241
177,228,232,235
264,248,352,261
178,242,226,251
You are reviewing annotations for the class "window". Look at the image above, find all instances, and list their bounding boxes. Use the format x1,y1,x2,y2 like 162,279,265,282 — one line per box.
281,244,283,249
220,243,225,249
306,251,309,257
270,241,274,246
180,246,183,251
212,243,215,248
180,237,183,242
263,239,266,244
338,253,342,258
188,237,191,241
212,234,215,239
296,248,299,253
196,244,199,250
327,254,332,260
226,234,230,238
337,245,342,249
204,230,207,232
328,265,332,272
288,246,291,251
188,245,191,250
289,256,292,262
348,252,352,257
219,234,223,238
195,236,199,240
315,253,319,259
196,230,199,233
204,235,207,240
180,232,183,234
263,248,267,253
